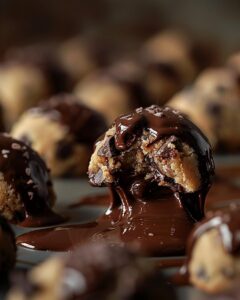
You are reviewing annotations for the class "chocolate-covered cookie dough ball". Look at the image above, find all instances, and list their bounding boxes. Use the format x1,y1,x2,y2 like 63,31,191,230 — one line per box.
0,216,16,276
0,133,55,224
187,205,240,294
89,105,214,221
7,243,176,300
0,62,50,129
75,69,139,125
140,31,198,104
12,94,107,177
169,68,240,151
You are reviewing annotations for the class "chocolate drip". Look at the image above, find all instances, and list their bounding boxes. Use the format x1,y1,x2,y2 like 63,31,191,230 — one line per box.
0,134,61,225
31,94,107,145
113,106,214,221
17,187,193,255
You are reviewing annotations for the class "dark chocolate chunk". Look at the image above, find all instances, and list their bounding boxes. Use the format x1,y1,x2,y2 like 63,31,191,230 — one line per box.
97,136,119,157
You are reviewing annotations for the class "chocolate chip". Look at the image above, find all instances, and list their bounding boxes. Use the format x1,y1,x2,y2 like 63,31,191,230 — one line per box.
196,266,209,281
216,85,227,94
56,140,74,160
97,137,119,157
207,102,222,116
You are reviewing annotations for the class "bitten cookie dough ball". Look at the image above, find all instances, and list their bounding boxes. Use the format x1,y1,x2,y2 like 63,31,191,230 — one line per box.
140,30,198,104
187,207,240,294
75,70,138,124
0,133,55,223
89,105,214,221
169,68,240,151
12,94,107,177
0,216,16,276
0,62,50,129
7,243,176,300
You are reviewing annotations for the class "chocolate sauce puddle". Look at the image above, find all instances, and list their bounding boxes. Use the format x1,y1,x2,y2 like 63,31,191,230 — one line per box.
17,188,194,255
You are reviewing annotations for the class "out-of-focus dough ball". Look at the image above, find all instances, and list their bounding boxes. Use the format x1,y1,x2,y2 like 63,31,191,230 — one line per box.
12,94,107,177
169,68,240,151
140,30,198,104
58,37,109,83
74,71,138,125
0,62,50,129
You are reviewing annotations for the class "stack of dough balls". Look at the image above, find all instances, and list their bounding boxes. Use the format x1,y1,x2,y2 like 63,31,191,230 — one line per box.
11,94,107,177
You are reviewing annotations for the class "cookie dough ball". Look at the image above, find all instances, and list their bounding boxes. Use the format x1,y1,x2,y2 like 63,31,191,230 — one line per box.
169,68,240,151
195,68,240,99
58,37,109,83
0,62,50,129
89,105,214,221
140,30,198,104
12,94,107,177
0,216,16,276
6,44,70,94
227,52,240,77
0,133,55,223
75,71,137,125
187,207,240,294
7,243,176,300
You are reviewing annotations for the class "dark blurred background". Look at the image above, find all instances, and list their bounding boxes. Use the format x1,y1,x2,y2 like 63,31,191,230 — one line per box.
0,0,239,56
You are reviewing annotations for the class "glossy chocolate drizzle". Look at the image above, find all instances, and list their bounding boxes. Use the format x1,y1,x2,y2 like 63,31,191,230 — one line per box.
0,134,62,226
30,94,107,145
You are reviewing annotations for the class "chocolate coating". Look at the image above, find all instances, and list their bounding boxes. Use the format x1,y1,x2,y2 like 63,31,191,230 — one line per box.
188,204,240,257
91,105,214,221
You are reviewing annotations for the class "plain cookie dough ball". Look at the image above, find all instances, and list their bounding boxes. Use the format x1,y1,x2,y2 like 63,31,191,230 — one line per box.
74,70,138,125
58,37,109,83
12,94,107,177
140,30,198,104
0,62,50,129
169,68,240,151
0,133,55,224
187,207,240,294
5,44,70,94
7,242,176,300
0,216,16,276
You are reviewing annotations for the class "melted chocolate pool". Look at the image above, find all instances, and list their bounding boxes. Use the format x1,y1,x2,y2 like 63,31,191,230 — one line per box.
17,188,193,255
